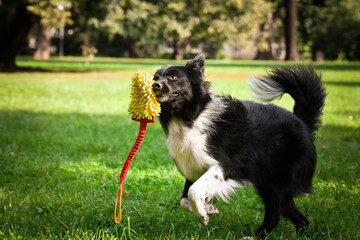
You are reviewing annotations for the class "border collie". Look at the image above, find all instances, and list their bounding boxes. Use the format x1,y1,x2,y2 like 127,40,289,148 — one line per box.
153,54,326,239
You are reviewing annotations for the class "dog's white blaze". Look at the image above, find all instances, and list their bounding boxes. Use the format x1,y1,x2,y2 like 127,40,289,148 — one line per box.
248,75,284,102
166,95,224,182
167,95,243,199
167,119,213,182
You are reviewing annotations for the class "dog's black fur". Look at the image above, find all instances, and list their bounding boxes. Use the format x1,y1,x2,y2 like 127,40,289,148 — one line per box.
153,54,326,239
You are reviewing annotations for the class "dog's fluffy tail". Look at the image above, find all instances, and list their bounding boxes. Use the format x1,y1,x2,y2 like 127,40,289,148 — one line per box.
248,65,327,135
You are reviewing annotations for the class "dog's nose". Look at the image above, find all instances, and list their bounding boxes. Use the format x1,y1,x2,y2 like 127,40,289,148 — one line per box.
154,82,162,90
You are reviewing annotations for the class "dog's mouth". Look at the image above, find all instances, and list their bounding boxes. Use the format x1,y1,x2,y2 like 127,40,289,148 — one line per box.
155,91,180,102
169,91,179,97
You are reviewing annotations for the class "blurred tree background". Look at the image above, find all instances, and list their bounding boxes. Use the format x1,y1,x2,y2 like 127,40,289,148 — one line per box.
1,0,360,70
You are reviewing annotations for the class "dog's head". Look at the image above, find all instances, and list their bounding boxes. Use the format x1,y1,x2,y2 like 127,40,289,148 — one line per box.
153,54,210,108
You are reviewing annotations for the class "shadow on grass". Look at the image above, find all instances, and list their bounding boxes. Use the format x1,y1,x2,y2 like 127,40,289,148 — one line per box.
0,110,168,167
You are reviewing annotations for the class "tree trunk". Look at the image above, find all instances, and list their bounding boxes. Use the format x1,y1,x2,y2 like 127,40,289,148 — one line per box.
0,2,35,71
33,24,51,60
59,26,64,58
124,39,139,58
172,39,184,60
283,0,299,61
255,13,275,60
313,50,324,62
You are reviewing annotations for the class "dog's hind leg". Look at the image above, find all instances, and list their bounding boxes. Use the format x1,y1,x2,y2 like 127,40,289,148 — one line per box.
255,186,281,239
180,180,194,212
187,166,241,225
280,193,309,234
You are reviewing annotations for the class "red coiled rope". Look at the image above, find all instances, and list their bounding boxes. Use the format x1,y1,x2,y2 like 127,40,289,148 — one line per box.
114,117,155,223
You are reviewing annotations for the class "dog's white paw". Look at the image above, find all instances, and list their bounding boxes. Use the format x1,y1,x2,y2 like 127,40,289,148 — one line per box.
181,198,219,215
188,195,210,225
192,201,209,225
205,203,219,215
197,210,209,226
200,215,209,225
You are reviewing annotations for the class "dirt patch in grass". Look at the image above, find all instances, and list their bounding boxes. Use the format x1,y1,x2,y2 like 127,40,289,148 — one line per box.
2,70,253,82
63,71,253,82
51,71,136,81
0,71,136,81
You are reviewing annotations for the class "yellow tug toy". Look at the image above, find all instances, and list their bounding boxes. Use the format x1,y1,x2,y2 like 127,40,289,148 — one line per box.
128,69,161,120
114,69,160,223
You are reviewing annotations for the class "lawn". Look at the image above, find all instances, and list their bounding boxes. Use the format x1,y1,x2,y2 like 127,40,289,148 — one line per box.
0,57,359,239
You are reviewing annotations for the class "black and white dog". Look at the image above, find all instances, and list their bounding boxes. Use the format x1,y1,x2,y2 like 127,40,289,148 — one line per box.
153,54,326,239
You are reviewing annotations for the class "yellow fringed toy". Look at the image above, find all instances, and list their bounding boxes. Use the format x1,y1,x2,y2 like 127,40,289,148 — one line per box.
114,69,160,223
128,69,161,120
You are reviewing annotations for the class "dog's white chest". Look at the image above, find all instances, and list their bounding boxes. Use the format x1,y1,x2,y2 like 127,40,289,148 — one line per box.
166,118,218,182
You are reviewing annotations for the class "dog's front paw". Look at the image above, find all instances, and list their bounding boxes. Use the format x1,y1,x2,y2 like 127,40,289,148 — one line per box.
192,203,210,225
189,199,209,225
205,203,219,215
198,212,209,226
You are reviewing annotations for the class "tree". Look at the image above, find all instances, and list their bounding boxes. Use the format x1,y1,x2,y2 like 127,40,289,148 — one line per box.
0,0,108,71
161,0,271,59
159,1,193,60
27,0,73,60
283,0,299,61
100,0,162,58
0,0,36,71
250,0,282,60
298,0,360,60
101,0,272,60
69,0,108,55
254,12,276,60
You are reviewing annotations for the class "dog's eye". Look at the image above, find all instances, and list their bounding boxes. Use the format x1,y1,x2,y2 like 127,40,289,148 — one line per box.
169,75,177,80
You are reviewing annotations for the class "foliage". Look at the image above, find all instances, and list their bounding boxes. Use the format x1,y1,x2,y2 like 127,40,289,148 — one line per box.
61,0,109,56
173,0,267,58
100,0,162,57
27,0,73,28
2,0,360,66
0,58,360,239
95,0,273,58
299,0,360,60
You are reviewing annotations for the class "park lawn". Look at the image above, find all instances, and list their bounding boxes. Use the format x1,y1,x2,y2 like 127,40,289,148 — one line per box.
0,57,359,239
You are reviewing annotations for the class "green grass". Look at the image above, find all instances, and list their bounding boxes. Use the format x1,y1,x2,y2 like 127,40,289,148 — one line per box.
1,57,360,239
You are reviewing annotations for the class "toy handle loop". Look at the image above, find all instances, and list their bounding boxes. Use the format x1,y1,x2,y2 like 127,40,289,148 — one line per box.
114,119,150,223
114,180,124,223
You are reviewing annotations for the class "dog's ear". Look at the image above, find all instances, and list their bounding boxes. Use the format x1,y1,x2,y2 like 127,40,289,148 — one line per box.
185,54,205,75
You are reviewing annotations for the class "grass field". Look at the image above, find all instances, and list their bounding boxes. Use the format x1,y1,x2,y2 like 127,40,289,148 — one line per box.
1,57,359,239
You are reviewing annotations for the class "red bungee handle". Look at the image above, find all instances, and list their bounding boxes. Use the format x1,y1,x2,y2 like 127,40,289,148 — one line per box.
114,117,155,223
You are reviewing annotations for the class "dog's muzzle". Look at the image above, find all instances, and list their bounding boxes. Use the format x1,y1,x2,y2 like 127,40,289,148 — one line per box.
153,81,179,102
